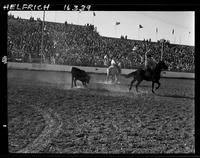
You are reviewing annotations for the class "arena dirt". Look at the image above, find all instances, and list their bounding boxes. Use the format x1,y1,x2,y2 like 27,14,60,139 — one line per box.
7,69,195,153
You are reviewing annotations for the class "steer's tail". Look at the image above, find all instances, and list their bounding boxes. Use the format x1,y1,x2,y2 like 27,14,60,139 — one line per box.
125,71,136,78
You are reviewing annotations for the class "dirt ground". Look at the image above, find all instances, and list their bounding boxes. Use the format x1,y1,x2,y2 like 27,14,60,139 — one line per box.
7,69,195,154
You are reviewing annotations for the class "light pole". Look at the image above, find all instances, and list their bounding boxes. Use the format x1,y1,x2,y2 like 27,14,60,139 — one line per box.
160,39,165,61
40,11,45,63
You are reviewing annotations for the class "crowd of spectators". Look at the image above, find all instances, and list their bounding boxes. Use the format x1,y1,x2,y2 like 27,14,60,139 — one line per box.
7,14,195,72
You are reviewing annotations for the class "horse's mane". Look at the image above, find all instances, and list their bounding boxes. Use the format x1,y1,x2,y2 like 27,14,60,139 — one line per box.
155,60,167,71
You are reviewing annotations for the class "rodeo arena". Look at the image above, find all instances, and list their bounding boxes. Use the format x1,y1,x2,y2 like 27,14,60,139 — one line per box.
7,11,195,154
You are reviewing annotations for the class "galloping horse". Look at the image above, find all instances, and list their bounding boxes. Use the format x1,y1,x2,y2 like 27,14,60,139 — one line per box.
125,60,168,93
106,63,121,83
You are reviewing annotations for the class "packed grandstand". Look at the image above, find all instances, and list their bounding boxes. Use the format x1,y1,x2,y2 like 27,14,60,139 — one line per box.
7,14,195,72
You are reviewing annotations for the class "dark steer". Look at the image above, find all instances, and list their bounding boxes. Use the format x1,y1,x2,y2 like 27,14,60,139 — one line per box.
71,67,90,88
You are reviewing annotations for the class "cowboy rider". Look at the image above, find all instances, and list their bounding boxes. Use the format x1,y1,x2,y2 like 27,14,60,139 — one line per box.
104,54,109,67
111,58,116,67
144,49,157,77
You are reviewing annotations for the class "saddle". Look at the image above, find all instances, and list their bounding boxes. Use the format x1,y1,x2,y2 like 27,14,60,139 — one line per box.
143,68,154,80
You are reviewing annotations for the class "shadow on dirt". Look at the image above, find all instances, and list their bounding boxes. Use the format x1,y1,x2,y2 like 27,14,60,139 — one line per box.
88,87,110,92
155,93,194,100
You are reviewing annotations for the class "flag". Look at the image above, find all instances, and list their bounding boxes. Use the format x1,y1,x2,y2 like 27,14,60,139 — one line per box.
156,28,158,33
172,29,174,34
93,12,96,16
139,24,143,28
116,22,120,25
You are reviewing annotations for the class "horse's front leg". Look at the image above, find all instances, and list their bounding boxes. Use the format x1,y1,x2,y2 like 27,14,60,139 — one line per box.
83,82,87,88
115,74,118,83
71,77,74,88
135,80,142,92
155,80,160,90
117,74,120,84
74,79,77,87
106,69,109,82
129,78,136,92
106,74,109,82
152,81,155,93
106,72,110,82
112,75,115,83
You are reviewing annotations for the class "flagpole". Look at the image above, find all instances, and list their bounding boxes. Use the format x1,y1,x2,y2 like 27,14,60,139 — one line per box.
174,35,176,44
156,32,158,42
92,12,95,27
171,32,173,44
155,28,158,42
155,30,157,42
93,14,94,26
54,11,56,22
138,25,143,41
188,31,190,45
161,42,163,61
77,11,79,25
188,31,191,45
115,24,117,37
142,28,143,40
174,29,176,44
115,22,118,38
41,11,45,63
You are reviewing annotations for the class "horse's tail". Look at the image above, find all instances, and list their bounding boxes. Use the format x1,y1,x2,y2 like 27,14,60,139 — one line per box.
125,71,135,78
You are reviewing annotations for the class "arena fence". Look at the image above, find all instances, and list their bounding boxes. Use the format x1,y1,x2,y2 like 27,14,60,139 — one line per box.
7,62,194,80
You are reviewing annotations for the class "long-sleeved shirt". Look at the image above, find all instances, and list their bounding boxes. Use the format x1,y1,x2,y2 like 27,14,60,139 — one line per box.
144,51,157,70
111,59,116,66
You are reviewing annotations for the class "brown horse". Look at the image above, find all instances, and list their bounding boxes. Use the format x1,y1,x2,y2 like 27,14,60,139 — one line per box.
125,61,168,93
